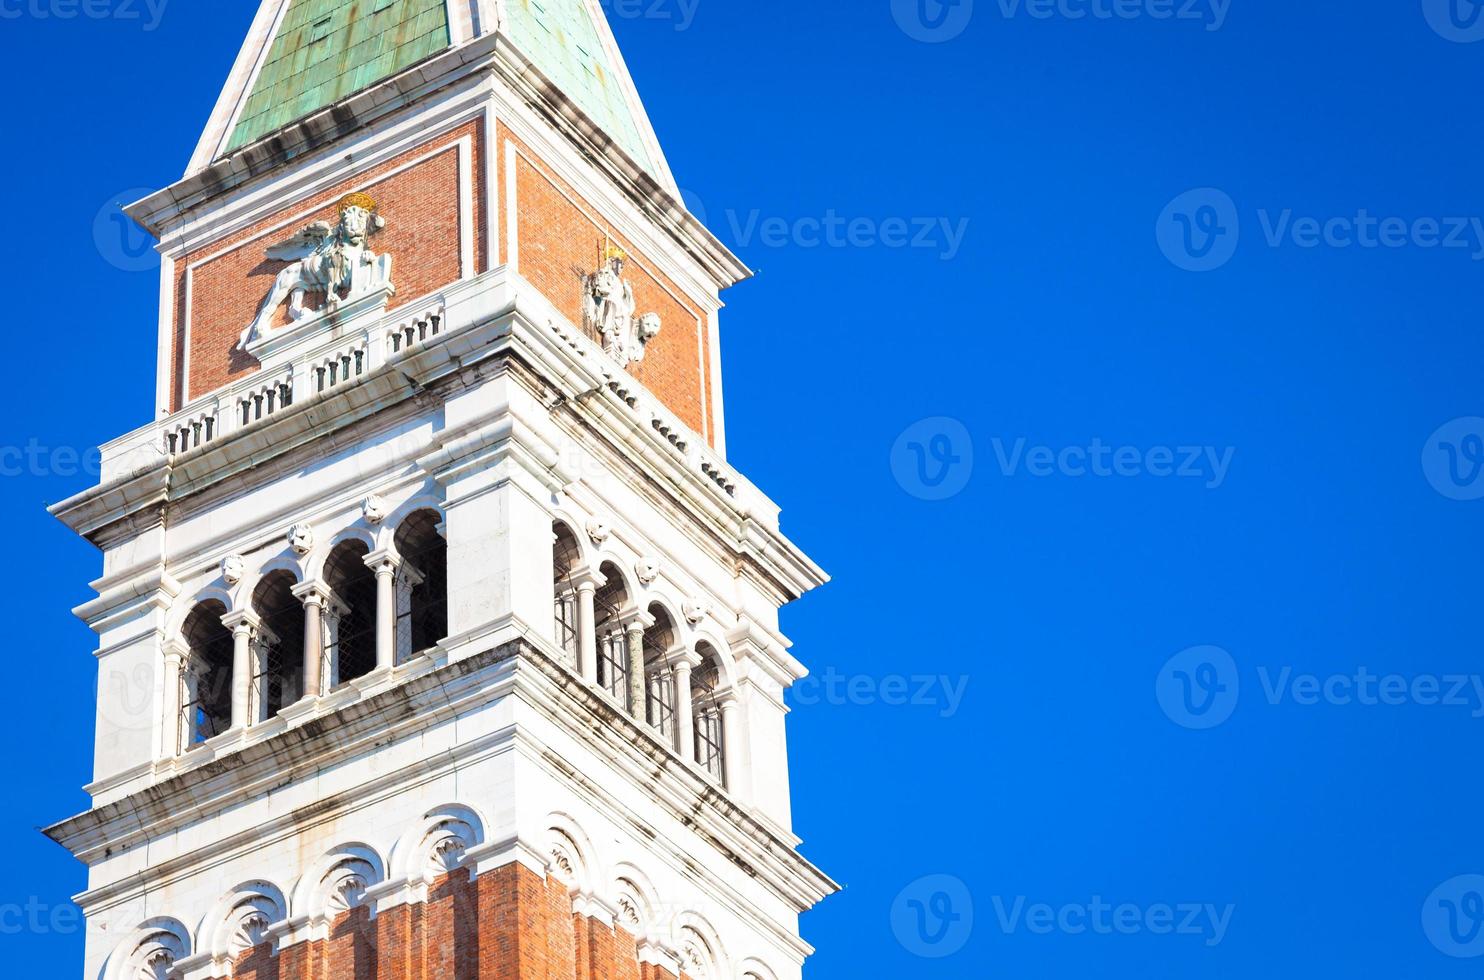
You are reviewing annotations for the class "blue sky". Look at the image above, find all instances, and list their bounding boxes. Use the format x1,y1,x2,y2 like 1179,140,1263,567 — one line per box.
5,0,1484,976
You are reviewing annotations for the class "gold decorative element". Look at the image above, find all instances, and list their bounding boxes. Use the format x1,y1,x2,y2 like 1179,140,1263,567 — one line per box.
339,191,378,214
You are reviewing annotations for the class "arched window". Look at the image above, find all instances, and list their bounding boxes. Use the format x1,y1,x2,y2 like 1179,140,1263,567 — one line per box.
323,540,376,686
643,606,678,747
392,510,447,663
593,561,630,703
250,571,305,720
552,522,582,669
692,643,727,785
180,601,232,750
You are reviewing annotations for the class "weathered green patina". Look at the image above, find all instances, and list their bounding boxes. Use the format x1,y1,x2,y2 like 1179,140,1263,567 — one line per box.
503,0,653,170
228,0,451,152
227,0,653,173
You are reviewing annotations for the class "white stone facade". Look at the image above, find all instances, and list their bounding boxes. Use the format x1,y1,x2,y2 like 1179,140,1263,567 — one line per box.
47,5,834,978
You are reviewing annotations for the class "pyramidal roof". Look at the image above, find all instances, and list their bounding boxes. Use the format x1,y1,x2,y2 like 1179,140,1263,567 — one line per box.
191,0,671,187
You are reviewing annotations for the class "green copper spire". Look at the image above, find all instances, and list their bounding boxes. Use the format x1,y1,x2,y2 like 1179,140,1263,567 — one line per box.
504,0,654,171
228,0,451,152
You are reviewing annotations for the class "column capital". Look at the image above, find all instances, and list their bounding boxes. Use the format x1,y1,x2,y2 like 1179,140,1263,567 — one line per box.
619,609,655,633
364,549,401,574
668,646,702,670
221,609,262,634
161,636,190,661
569,564,607,592
291,578,333,606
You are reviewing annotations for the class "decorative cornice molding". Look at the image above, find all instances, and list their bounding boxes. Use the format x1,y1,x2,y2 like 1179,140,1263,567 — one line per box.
47,639,837,921
53,269,827,608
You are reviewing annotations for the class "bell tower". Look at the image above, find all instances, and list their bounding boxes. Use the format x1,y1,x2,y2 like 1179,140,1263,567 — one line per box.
45,3,835,978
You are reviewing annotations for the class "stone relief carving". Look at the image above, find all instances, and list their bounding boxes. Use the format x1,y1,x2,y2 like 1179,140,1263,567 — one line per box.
635,557,661,586
221,554,245,586
585,519,611,546
550,847,575,878
683,600,708,626
238,192,395,350
228,910,271,958
362,494,388,525
139,948,176,980
287,523,315,556
327,872,368,914
582,246,661,368
683,942,709,978
414,814,477,879
125,927,188,980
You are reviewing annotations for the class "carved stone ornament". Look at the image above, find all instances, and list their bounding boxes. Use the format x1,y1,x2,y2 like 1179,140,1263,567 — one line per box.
140,948,176,980
683,599,708,626
683,942,708,978
327,873,368,914
287,523,315,556
585,519,611,546
127,928,188,980
635,557,661,586
582,246,661,368
550,846,575,880
221,554,245,586
229,911,270,958
362,494,388,525
237,192,396,350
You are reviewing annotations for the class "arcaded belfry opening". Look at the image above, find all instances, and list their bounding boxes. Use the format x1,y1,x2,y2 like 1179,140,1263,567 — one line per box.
179,600,232,750
692,642,727,785
250,570,306,719
552,521,582,669
643,605,679,747
323,539,376,686
593,561,631,704
393,509,448,663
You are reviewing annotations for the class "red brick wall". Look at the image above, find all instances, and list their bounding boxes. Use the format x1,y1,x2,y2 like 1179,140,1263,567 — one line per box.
169,116,719,446
500,126,715,444
170,120,487,411
226,863,677,980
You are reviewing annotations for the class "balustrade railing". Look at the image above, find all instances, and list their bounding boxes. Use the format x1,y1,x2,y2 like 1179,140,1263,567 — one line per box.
238,372,295,428
387,305,445,357
102,270,758,523
312,343,367,395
